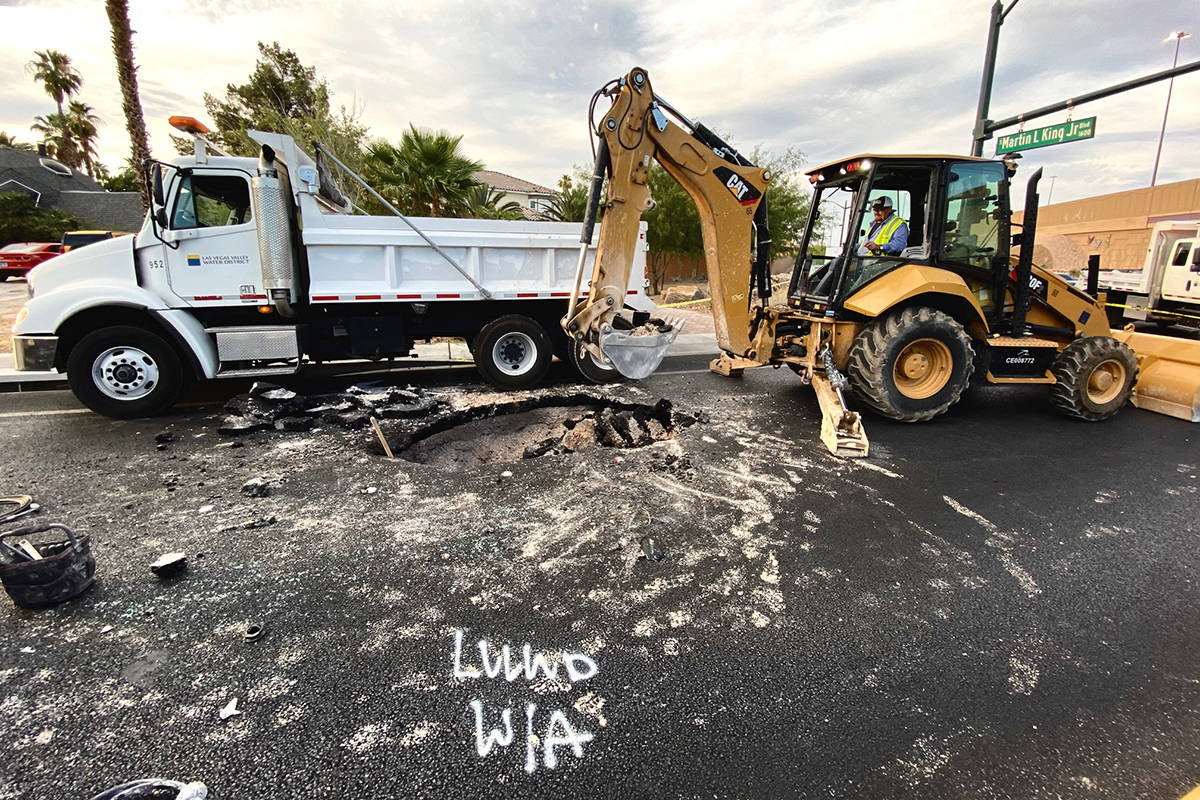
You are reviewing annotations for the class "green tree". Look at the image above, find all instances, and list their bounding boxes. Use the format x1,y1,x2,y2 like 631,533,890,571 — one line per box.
0,191,81,244
30,113,80,168
642,164,702,294
462,184,524,220
97,160,141,192
546,171,590,222
749,145,815,259
67,101,101,178
198,42,367,204
107,0,153,212
363,126,483,217
26,50,82,119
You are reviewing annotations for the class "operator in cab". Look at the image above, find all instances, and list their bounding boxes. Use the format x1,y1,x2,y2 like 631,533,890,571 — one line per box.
857,197,908,257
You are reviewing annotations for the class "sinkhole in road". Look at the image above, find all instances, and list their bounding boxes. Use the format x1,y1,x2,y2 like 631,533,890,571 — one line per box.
393,396,698,468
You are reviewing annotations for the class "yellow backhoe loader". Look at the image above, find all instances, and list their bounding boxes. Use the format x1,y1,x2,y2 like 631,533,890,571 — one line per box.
562,68,1200,456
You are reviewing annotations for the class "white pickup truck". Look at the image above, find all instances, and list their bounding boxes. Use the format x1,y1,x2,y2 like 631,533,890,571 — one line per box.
11,125,651,417
1101,219,1200,330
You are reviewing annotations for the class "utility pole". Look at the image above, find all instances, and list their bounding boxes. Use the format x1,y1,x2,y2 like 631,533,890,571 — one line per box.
1151,31,1190,187
971,0,1019,157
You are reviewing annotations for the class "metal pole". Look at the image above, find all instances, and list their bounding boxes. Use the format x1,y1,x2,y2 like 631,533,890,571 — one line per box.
1151,33,1188,187
1046,176,1057,205
987,58,1200,134
970,1,1005,156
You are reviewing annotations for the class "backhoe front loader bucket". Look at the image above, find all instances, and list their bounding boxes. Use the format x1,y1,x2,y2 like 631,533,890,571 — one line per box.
1111,329,1200,422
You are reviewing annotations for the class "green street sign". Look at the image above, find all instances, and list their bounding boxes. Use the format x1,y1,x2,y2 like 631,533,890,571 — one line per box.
995,117,1097,155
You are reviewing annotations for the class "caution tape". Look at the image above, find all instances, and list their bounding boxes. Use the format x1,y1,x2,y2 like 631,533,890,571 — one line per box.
656,279,791,309
1105,301,1200,324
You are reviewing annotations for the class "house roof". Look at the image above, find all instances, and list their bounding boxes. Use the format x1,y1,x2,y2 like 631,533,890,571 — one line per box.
56,191,145,232
473,170,556,196
0,146,105,208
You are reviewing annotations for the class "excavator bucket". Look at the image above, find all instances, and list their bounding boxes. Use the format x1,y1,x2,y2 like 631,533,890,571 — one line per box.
1111,329,1200,422
599,323,680,380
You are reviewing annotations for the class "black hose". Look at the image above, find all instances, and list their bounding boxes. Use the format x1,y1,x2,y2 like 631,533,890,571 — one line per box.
580,138,611,245
753,197,772,301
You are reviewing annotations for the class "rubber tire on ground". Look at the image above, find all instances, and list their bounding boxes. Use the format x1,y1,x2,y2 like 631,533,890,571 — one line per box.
846,307,974,422
1049,336,1138,421
66,325,185,419
568,339,626,384
473,314,552,389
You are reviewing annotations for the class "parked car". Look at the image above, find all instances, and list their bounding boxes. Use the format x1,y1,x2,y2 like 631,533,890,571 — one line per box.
60,230,131,252
0,242,63,280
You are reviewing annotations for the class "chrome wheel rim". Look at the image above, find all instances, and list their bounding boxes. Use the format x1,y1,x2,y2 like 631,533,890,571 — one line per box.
92,346,159,400
493,332,537,376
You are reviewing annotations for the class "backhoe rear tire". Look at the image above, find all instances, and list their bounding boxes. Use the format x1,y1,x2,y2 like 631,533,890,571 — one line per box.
1049,337,1137,421
846,307,974,422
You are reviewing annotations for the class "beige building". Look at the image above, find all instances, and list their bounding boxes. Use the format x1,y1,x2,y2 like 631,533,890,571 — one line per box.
1014,177,1200,274
473,170,557,221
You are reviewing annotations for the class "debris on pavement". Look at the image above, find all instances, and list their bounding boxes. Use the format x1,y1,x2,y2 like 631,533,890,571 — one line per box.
218,515,278,533
243,623,265,642
0,522,95,609
149,551,188,578
370,416,394,458
240,477,271,498
218,697,242,720
86,778,208,800
639,535,666,562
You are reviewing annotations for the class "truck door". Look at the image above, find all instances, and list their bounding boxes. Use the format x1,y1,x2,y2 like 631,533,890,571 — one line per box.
1161,237,1200,303
163,170,265,305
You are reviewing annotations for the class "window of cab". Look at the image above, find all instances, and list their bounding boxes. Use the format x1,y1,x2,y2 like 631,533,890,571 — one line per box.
171,174,252,229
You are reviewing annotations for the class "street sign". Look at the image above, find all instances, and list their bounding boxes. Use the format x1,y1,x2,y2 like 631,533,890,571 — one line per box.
995,117,1097,155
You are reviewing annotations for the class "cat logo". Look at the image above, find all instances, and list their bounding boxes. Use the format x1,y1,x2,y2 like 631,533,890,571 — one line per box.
713,166,761,206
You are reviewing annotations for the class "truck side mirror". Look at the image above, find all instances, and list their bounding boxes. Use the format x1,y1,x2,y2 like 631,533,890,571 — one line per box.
152,165,165,208
155,207,168,229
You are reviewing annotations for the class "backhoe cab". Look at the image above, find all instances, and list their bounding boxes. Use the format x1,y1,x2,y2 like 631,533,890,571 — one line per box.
567,68,1158,456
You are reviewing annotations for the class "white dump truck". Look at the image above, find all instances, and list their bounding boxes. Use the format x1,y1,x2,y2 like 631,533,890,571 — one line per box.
11,120,652,417
1101,219,1200,330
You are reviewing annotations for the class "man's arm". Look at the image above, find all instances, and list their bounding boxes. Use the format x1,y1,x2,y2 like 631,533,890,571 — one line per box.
881,221,909,255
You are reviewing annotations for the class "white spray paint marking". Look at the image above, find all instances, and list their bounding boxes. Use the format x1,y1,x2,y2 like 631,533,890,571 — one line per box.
454,630,597,774
943,496,1039,597
855,461,902,479
760,551,780,585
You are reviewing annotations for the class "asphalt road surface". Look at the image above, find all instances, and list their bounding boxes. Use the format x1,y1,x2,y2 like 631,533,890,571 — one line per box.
0,358,1196,799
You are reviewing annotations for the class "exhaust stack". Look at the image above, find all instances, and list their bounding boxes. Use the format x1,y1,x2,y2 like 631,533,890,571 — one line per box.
251,144,298,317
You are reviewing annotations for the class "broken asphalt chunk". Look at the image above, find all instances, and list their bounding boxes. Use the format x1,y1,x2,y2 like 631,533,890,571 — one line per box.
218,416,271,435
218,515,277,533
639,536,666,562
150,552,188,578
274,416,313,432
241,478,270,498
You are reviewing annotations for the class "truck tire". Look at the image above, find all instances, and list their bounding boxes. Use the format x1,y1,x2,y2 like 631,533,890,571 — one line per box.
846,307,974,422
66,326,185,419
1049,337,1137,421
568,340,625,384
473,314,552,389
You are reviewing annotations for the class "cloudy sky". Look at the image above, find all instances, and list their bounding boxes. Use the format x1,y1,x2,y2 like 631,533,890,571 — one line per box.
0,0,1196,206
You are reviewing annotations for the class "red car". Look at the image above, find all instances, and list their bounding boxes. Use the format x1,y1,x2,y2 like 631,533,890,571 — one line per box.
0,242,63,281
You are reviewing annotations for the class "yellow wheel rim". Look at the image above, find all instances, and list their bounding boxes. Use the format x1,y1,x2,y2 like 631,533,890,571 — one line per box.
1086,358,1126,405
893,338,953,399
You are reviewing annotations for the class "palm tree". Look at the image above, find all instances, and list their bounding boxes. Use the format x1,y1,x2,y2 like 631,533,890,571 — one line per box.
546,174,590,222
31,113,80,168
0,132,35,152
365,126,483,217
106,0,153,211
67,101,101,178
26,50,82,118
462,184,524,220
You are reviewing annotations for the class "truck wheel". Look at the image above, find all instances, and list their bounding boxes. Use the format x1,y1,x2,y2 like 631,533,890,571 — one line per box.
1049,337,1137,421
568,340,625,384
846,307,974,422
66,326,185,419
473,314,552,389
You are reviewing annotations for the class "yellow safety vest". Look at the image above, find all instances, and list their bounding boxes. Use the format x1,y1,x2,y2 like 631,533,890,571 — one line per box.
872,214,906,247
